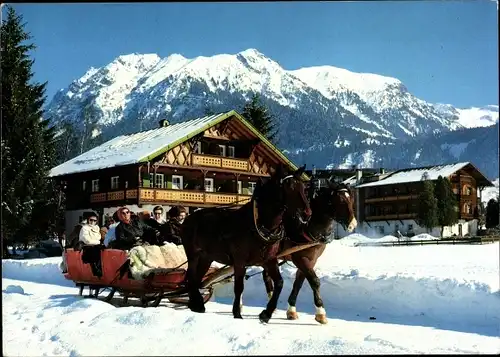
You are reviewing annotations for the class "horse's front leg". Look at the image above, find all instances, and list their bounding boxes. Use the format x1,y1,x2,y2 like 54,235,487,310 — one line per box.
259,259,283,323
232,265,246,319
286,268,306,320
294,257,327,324
262,267,274,301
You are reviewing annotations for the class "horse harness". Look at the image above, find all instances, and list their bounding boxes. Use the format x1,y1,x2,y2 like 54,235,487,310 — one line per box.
251,174,297,245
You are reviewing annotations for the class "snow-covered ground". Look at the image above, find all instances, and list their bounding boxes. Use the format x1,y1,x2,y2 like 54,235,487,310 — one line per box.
3,237,500,355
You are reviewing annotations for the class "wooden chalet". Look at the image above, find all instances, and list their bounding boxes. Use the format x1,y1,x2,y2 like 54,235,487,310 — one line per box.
49,110,307,234
340,162,494,237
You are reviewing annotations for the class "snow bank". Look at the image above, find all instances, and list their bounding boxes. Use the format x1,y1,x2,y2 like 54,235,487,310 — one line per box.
3,242,499,333
334,233,438,246
2,257,73,287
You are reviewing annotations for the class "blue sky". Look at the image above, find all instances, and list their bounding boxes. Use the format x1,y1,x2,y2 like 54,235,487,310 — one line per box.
6,1,499,108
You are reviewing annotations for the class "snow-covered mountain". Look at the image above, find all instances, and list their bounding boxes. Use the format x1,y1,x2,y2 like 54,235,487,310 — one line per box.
45,49,499,178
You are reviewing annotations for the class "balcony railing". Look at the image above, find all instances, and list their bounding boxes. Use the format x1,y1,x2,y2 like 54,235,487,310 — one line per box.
90,188,252,206
192,154,248,171
365,194,418,203
90,190,138,203
139,188,252,206
365,213,417,221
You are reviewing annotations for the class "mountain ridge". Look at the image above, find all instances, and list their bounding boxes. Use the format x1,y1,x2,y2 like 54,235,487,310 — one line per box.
45,48,499,178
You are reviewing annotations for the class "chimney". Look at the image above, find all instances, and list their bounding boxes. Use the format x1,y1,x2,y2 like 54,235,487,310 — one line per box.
380,167,385,174
355,169,363,184
158,119,169,128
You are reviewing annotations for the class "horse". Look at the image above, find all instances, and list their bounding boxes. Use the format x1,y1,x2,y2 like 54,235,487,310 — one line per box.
260,180,357,324
181,164,312,323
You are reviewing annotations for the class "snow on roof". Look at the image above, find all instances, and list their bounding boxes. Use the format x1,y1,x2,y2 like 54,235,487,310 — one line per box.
49,112,231,177
342,175,357,186
356,162,471,188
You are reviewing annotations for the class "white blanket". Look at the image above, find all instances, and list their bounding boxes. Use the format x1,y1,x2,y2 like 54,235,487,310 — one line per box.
128,243,188,280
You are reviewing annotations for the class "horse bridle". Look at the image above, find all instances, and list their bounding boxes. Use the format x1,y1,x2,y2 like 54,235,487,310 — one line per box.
307,184,352,233
252,174,298,244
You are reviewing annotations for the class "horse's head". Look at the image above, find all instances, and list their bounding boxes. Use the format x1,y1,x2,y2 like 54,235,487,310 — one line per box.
315,181,357,233
254,164,312,225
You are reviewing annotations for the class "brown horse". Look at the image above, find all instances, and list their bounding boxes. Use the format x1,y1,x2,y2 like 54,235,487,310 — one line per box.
181,164,312,323
261,181,357,324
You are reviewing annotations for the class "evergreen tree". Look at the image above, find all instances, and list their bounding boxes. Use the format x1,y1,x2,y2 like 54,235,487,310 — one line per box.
204,106,216,116
241,93,278,142
54,120,80,164
1,6,57,248
485,198,499,228
434,176,459,237
78,100,101,154
417,179,438,231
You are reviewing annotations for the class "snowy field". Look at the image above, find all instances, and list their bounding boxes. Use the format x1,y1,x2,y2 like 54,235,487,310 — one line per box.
2,236,500,355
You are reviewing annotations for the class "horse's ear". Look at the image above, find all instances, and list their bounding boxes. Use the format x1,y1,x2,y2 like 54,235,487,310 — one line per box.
294,164,306,178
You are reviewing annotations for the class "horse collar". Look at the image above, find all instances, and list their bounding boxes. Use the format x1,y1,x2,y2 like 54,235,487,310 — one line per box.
280,175,294,184
252,199,285,244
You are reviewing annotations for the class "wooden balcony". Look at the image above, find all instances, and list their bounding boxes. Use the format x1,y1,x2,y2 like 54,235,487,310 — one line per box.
139,188,252,206
90,190,138,203
365,213,417,221
365,194,418,203
90,188,252,207
192,154,248,171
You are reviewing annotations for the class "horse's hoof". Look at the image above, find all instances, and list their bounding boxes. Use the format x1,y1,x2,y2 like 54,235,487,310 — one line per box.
233,314,243,319
188,303,205,313
259,310,271,323
286,310,299,320
315,314,328,324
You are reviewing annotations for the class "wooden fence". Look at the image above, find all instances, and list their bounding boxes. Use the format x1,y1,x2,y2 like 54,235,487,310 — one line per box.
356,236,500,247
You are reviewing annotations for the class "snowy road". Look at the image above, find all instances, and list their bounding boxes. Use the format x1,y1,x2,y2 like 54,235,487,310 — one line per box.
3,278,499,356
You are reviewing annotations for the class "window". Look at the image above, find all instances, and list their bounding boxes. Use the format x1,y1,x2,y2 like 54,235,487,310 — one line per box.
155,173,165,189
219,145,226,157
463,203,472,214
111,176,119,190
228,146,235,158
82,181,87,191
408,224,414,231
237,180,242,194
125,181,129,189
248,182,257,195
172,175,183,190
463,186,473,196
204,178,214,192
194,141,202,154
149,173,154,188
92,179,99,192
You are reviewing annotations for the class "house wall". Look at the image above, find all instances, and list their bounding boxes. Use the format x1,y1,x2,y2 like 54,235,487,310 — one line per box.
65,208,94,235
335,218,479,238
